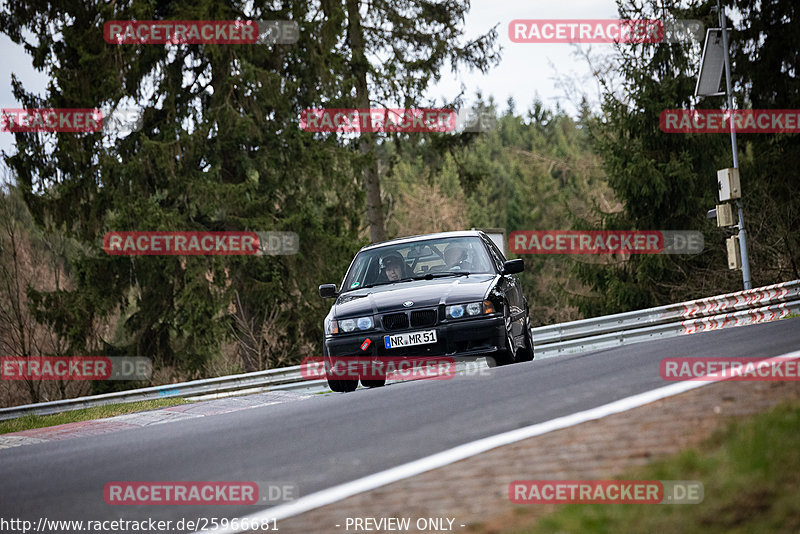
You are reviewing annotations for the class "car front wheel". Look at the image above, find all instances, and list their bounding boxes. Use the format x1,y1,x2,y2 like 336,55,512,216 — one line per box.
324,350,358,392
327,377,358,392
360,378,386,388
515,313,534,363
487,305,516,367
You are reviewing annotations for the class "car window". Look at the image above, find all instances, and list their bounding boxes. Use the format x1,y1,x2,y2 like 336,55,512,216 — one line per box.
340,254,374,290
341,236,494,291
483,236,506,270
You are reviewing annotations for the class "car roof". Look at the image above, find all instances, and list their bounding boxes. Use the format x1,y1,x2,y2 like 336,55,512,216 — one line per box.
358,230,487,253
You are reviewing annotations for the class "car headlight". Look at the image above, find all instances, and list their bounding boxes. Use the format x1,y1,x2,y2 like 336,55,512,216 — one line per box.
334,316,374,334
446,300,495,319
325,317,339,335
447,305,465,319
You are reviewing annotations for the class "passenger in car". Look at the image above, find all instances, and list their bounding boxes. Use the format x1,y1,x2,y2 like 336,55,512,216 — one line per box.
444,244,472,271
379,253,409,281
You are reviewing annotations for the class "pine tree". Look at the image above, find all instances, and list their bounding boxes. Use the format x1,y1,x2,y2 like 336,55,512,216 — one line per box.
1,0,364,376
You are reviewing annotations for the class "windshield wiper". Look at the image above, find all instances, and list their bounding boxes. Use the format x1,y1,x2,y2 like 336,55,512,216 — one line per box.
360,277,417,289
413,272,471,280
357,272,470,290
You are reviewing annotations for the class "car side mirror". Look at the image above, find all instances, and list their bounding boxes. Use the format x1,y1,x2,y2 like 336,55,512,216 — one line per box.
501,259,524,275
319,284,338,298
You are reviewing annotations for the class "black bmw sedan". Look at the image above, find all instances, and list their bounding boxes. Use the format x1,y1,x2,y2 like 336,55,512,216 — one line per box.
318,230,534,392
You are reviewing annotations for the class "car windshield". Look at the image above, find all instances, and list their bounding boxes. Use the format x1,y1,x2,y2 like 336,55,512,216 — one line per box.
340,236,495,292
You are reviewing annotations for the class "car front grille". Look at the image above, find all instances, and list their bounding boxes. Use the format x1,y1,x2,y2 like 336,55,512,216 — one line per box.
410,309,437,327
382,309,438,331
382,313,409,331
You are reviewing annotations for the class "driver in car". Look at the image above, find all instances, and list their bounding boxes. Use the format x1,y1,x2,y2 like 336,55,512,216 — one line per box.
379,253,408,282
444,244,472,271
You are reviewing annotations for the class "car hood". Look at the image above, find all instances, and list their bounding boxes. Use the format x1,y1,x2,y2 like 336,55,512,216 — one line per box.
332,274,497,318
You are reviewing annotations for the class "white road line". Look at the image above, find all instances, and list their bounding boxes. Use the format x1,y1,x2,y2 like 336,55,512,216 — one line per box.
198,349,800,533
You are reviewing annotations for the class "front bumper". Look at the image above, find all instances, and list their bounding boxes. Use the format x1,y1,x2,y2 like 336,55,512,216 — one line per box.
324,315,505,359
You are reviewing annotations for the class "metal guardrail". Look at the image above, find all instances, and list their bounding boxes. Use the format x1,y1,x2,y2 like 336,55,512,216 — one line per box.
0,359,486,421
2,280,798,421
532,280,800,358
0,365,321,421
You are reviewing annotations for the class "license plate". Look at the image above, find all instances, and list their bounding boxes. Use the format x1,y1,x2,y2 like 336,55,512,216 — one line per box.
384,330,437,349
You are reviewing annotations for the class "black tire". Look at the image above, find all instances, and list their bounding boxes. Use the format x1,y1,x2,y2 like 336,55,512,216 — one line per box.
486,310,514,367
486,352,514,367
360,378,386,388
488,304,516,367
323,350,358,392
515,313,535,363
327,377,358,392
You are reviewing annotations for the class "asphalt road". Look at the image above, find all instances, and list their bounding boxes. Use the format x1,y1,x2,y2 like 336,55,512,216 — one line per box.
2,318,799,532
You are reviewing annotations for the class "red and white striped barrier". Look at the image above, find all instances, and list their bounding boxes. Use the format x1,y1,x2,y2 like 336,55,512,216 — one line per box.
534,280,800,358
680,281,794,320
681,301,796,335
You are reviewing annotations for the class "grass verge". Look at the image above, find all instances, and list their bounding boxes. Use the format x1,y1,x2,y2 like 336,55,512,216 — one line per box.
495,398,800,534
0,398,187,435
